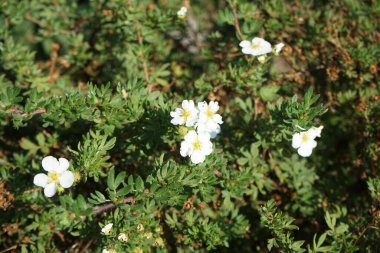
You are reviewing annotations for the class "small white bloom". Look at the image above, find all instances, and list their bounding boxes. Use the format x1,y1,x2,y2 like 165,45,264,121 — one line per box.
257,55,267,64
180,130,213,164
102,249,116,253
118,233,128,242
33,156,75,197
196,101,223,138
144,232,153,239
177,6,187,19
239,37,272,56
137,224,144,232
170,100,198,127
309,126,324,138
292,126,323,157
101,223,113,235
274,42,285,55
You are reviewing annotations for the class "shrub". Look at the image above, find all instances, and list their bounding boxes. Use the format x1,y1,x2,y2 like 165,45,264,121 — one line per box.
0,0,379,252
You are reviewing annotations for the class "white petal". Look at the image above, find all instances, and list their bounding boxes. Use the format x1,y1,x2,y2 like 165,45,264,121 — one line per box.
308,126,323,139
275,43,284,53
212,114,223,124
180,141,191,157
185,114,198,127
170,110,180,117
184,130,198,142
191,151,206,164
44,183,57,197
292,133,302,149
182,100,190,108
197,101,207,111
42,156,60,172
57,158,69,173
34,173,48,187
251,37,264,44
239,40,251,48
171,117,184,125
59,171,75,188
209,101,219,112
297,146,313,157
209,125,221,138
242,47,254,55
201,140,213,156
198,132,211,142
304,139,317,149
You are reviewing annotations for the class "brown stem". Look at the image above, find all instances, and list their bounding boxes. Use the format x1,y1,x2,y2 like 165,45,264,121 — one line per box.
227,0,243,40
8,108,46,116
93,196,134,215
135,23,150,82
0,245,17,253
79,239,94,253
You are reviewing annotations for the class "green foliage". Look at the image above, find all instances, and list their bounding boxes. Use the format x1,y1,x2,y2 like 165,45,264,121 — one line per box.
1,0,380,252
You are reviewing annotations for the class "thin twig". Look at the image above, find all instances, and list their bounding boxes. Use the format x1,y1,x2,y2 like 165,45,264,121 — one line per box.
8,108,46,117
0,245,17,253
79,239,94,253
227,0,243,40
93,196,135,215
135,23,150,82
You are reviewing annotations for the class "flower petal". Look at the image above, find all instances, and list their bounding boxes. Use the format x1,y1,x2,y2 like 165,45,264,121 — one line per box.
44,183,57,197
209,101,219,112
180,141,191,157
59,171,75,188
292,133,302,148
191,151,206,164
57,158,70,173
297,146,313,157
184,130,198,142
242,47,254,55
239,40,251,48
33,173,48,187
42,156,60,172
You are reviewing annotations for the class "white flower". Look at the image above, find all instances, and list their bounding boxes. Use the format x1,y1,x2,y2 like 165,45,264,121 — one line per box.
239,37,272,56
177,6,187,19
196,101,223,138
309,126,324,138
137,224,144,232
257,55,267,64
102,249,116,253
170,100,198,127
144,232,153,239
180,130,213,164
101,223,113,235
274,42,285,55
33,156,75,197
292,126,323,157
118,233,128,242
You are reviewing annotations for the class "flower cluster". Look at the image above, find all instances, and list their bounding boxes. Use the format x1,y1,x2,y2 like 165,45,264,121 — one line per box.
170,100,223,164
177,6,187,19
292,126,323,157
33,156,75,197
239,37,284,63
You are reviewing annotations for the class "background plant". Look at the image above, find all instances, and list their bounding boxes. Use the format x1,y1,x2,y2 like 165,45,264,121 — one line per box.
0,0,379,252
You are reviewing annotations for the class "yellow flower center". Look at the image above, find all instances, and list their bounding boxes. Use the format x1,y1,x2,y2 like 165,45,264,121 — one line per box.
48,172,60,183
192,139,202,150
206,108,214,119
251,43,260,49
301,133,309,142
182,109,191,120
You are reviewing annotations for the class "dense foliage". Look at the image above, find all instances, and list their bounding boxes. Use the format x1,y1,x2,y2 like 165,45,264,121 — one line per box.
1,0,379,252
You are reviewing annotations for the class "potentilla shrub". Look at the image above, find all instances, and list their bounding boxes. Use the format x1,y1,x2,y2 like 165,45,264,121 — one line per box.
0,0,379,252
